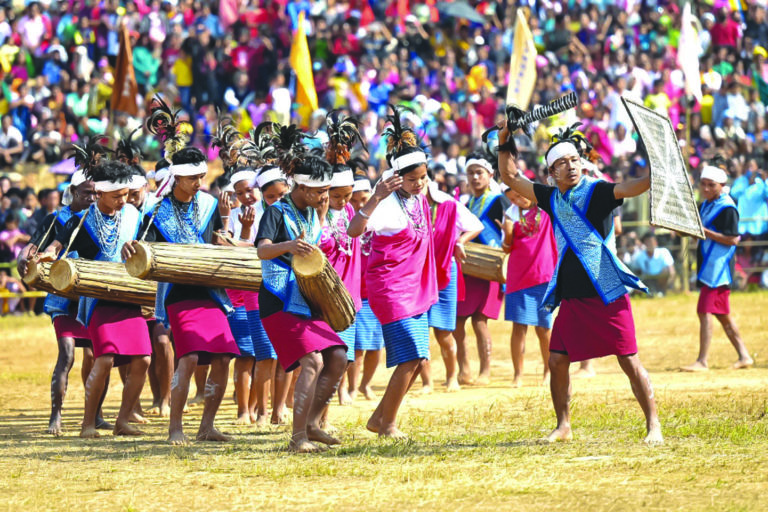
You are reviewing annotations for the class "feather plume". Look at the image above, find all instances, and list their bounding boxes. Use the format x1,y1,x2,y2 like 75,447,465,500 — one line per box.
325,110,366,165
708,154,729,170
382,104,420,158
70,136,113,178
550,122,595,160
257,122,311,176
115,128,142,166
211,112,246,172
145,95,192,160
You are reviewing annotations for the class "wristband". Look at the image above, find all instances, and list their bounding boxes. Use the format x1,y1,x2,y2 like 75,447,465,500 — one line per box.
358,210,371,220
221,216,230,219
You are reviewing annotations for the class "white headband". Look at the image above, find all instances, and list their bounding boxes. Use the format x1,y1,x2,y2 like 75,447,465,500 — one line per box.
256,167,287,189
94,180,131,192
330,169,354,188
70,169,87,187
169,162,208,177
701,165,728,184
127,175,148,190
293,173,333,187
153,168,170,183
229,170,258,188
500,182,509,192
546,141,579,167
465,158,494,174
353,178,371,192
392,152,427,171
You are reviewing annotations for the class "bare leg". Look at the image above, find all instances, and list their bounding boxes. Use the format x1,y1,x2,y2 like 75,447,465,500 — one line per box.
573,359,596,378
169,354,197,445
346,354,360,401
150,322,173,416
543,352,572,443
80,355,114,438
510,323,528,388
715,314,753,368
189,365,208,405
119,365,147,424
287,368,299,409
148,354,160,409
290,352,323,453
49,336,75,436
271,363,291,425
114,356,151,436
681,313,712,371
616,354,663,444
534,326,551,385
419,359,433,394
367,359,424,438
434,328,460,392
471,313,492,385
81,347,109,428
338,372,352,405
358,350,381,400
197,355,233,442
234,357,254,424
307,347,347,446
454,316,474,385
251,359,274,425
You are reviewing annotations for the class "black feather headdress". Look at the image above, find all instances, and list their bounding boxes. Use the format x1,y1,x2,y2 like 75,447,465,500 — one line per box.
545,122,598,164
325,110,366,165
145,95,192,160
70,136,113,178
708,154,729,170
258,122,311,176
382,104,421,159
115,128,143,166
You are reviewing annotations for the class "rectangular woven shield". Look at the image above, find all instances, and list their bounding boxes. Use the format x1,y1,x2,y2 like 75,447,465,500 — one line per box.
621,97,705,239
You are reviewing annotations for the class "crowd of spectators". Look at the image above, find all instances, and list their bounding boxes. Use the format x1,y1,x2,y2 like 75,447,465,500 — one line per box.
2,0,768,302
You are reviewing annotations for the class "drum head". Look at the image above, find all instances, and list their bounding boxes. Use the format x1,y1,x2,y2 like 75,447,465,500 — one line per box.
292,247,325,278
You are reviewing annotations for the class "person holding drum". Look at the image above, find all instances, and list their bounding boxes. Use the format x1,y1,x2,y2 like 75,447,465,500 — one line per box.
46,159,152,439
455,153,510,386
256,125,348,453
347,105,439,439
498,121,663,445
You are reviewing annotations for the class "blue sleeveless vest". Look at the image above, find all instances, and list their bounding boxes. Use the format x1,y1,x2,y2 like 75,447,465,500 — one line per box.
698,193,738,288
543,176,647,309
77,204,142,326
261,201,322,317
43,206,82,321
467,191,503,248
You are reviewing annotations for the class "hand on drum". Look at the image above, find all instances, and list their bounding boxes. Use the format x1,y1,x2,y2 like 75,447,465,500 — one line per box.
454,243,467,264
239,205,256,228
287,237,315,256
121,241,138,261
373,175,402,200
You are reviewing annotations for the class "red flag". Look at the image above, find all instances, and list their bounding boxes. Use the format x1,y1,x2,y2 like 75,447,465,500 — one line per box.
110,24,139,116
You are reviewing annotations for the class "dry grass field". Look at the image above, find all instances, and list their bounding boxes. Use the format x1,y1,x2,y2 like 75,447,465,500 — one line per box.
0,292,767,511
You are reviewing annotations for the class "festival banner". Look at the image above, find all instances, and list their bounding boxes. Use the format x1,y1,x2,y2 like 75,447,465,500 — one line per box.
289,11,319,128
677,2,702,103
506,9,537,111
110,24,139,116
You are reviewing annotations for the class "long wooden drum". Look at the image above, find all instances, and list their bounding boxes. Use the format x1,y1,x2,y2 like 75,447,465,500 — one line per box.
49,259,157,307
462,242,507,283
22,260,78,300
125,242,262,291
292,247,355,332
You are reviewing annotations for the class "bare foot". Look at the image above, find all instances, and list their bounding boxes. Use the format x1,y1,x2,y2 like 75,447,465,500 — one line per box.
48,414,62,437
95,418,114,430
289,437,324,453
80,426,100,439
339,388,353,406
359,385,377,400
286,394,294,409
541,372,551,387
573,367,596,379
474,373,491,386
541,425,573,444
511,376,522,388
444,378,461,393
271,409,289,426
680,362,708,372
457,373,475,386
419,384,433,395
366,414,381,434
234,413,252,425
378,425,408,439
168,429,190,445
348,388,358,402
114,421,145,436
127,411,148,424
733,357,754,369
254,414,270,428
644,422,664,445
188,394,205,406
197,428,233,442
307,424,341,446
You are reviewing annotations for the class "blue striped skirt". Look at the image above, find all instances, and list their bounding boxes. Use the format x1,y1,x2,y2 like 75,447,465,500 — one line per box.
381,312,430,368
229,306,255,358
428,260,457,331
246,309,277,361
355,299,384,351
337,323,357,362
504,282,553,328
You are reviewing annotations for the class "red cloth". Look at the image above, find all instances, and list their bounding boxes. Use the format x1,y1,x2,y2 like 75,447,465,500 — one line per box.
260,310,345,372
710,19,740,47
53,314,90,342
242,291,259,311
226,289,246,308
505,207,557,293
167,299,239,365
319,203,362,311
457,274,504,319
549,295,637,362
697,285,730,315
87,304,152,366
432,200,458,291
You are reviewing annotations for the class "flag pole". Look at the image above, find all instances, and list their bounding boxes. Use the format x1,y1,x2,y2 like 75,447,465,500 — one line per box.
681,94,692,294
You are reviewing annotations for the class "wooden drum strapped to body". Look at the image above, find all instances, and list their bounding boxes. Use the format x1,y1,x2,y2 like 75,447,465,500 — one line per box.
124,242,262,292
461,242,507,284
291,247,356,332
23,259,79,300
49,258,157,307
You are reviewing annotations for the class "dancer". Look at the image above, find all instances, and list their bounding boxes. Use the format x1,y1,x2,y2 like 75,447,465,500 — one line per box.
455,153,510,385
256,123,348,452
681,164,752,371
348,105,438,438
420,178,482,393
500,183,557,387
498,122,663,444
46,158,151,438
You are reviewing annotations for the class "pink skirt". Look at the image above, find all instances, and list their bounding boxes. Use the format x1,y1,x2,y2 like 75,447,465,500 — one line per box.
167,299,239,365
456,275,504,319
53,315,91,348
87,304,152,366
260,310,345,372
550,294,637,362
226,289,246,308
697,285,730,315
242,290,259,311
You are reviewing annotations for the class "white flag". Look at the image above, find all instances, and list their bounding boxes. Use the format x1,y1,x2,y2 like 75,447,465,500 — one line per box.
677,2,702,103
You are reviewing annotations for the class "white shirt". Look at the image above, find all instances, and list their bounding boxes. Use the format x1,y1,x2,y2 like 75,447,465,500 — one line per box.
230,202,265,242
0,126,23,148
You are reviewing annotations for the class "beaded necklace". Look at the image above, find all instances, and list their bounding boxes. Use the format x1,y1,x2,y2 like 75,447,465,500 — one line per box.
468,189,491,215
327,207,353,256
170,195,201,243
518,205,542,237
396,192,427,235
92,206,122,260
285,195,316,241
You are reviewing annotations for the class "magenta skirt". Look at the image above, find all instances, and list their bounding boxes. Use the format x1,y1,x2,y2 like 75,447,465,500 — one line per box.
697,285,730,315
167,299,239,365
456,275,504,319
549,294,637,362
260,310,345,372
87,304,152,366
242,291,259,311
53,315,91,348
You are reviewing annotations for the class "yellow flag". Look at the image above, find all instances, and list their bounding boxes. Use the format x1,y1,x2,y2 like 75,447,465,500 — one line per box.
506,9,537,111
289,12,318,128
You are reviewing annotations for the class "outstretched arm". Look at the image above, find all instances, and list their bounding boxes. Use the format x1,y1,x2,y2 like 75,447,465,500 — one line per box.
497,125,537,204
614,175,650,199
